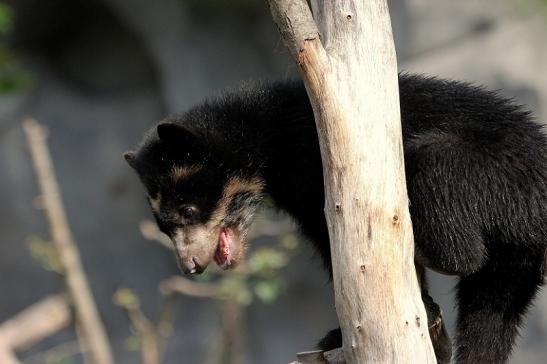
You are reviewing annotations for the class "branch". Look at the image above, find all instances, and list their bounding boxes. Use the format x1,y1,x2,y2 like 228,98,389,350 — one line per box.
155,294,177,358
0,350,19,364
0,294,71,351
0,295,72,364
266,0,320,59
289,349,345,364
23,119,114,364
159,276,219,298
140,220,173,250
113,289,158,364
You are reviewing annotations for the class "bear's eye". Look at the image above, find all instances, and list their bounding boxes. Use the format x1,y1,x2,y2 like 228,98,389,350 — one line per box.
180,205,198,220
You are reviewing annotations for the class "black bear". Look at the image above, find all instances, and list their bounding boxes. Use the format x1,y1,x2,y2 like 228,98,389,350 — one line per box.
124,74,547,364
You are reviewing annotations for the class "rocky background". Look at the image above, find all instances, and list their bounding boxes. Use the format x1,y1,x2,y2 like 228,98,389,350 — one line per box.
0,0,545,363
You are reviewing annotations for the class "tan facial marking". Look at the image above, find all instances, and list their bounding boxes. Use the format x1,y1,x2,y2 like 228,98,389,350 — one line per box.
172,228,185,250
170,165,202,182
184,225,216,248
208,176,264,227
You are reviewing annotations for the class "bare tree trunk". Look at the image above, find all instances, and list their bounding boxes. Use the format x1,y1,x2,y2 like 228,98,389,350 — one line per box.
266,1,436,363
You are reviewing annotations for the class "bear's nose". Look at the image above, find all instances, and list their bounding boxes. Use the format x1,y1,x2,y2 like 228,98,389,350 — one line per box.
177,255,203,274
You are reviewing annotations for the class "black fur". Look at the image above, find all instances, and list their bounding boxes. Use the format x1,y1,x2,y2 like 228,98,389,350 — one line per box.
126,74,547,364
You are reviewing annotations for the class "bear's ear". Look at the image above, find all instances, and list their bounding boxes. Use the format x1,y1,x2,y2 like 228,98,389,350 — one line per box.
157,122,201,149
123,151,137,169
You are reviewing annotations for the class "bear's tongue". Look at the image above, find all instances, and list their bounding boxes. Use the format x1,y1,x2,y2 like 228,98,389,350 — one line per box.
214,228,234,268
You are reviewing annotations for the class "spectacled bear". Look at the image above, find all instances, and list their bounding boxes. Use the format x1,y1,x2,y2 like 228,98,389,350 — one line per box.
124,74,547,364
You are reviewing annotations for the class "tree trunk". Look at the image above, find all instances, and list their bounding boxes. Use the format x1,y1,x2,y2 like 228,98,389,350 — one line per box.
266,1,437,363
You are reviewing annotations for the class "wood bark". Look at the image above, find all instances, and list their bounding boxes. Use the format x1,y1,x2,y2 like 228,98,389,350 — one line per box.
266,1,436,363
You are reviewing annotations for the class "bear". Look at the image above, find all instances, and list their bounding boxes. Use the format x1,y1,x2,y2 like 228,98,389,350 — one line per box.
124,74,547,364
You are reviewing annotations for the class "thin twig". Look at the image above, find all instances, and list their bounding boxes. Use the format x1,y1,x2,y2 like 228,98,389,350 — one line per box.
159,276,219,298
155,293,177,360
140,220,173,250
113,288,158,364
126,308,158,364
23,118,114,364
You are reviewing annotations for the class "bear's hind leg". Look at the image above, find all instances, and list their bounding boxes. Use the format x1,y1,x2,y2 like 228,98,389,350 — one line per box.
454,246,545,364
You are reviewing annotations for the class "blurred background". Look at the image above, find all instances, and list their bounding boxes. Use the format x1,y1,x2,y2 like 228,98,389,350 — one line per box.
0,0,546,363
